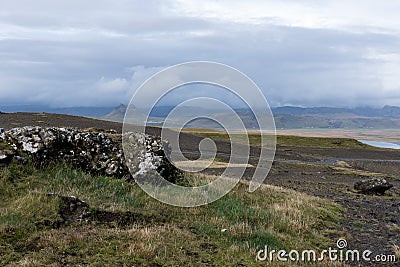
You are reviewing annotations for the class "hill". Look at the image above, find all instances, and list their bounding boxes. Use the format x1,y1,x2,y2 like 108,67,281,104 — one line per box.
0,105,114,117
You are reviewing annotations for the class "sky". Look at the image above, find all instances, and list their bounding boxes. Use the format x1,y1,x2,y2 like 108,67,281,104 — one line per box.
0,0,400,108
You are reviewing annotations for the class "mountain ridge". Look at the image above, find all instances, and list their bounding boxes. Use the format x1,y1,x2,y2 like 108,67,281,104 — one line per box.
102,104,400,129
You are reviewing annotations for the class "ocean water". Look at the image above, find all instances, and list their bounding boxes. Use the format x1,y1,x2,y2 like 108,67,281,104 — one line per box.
358,140,400,150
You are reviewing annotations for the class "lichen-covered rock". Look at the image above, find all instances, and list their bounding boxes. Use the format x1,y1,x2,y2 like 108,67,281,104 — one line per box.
123,132,184,184
354,177,393,195
1,126,182,182
2,126,126,177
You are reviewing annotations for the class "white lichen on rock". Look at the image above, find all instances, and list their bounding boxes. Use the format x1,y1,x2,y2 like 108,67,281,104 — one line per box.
122,132,164,179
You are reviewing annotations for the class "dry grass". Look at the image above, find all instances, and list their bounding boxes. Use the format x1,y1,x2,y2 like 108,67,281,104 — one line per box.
330,166,390,177
392,244,400,259
387,223,400,233
239,182,342,246
175,159,253,170
18,257,42,266
335,160,352,168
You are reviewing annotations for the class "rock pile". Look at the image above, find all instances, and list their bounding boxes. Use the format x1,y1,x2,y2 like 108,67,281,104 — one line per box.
0,126,182,182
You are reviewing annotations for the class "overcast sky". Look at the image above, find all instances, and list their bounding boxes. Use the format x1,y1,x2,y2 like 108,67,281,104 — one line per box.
1,0,400,108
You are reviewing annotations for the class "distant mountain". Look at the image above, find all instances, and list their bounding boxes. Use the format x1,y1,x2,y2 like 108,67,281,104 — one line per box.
272,105,400,118
146,106,214,118
272,106,353,115
274,106,400,128
104,104,164,126
104,104,127,121
102,104,400,129
273,114,400,129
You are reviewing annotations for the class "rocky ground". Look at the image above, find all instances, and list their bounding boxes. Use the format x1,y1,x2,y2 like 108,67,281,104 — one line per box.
202,147,400,266
1,112,400,266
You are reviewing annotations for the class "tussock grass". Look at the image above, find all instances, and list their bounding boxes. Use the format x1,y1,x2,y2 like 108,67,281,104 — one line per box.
0,163,343,266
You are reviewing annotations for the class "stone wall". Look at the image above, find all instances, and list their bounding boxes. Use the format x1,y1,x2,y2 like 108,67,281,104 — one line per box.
0,126,182,182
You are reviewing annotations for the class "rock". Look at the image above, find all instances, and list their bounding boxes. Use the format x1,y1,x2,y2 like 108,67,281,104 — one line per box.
122,132,184,184
354,177,393,195
48,194,90,223
106,129,118,134
13,155,28,165
0,149,15,165
48,193,156,225
1,126,182,182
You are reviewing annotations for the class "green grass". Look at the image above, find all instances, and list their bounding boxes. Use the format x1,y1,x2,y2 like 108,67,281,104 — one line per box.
277,135,373,149
184,129,376,149
0,163,344,266
0,140,12,150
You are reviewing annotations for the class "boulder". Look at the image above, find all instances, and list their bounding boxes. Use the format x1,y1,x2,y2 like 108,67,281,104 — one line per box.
123,132,184,184
354,177,393,195
13,155,28,165
54,194,90,223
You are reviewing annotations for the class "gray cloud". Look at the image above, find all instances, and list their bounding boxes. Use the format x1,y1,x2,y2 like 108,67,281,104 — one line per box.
0,0,399,108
